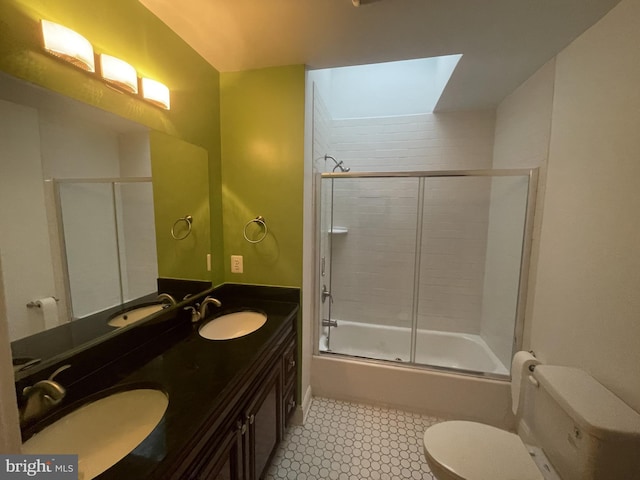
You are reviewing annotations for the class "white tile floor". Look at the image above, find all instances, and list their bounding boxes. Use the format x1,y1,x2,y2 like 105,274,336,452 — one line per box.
266,397,444,480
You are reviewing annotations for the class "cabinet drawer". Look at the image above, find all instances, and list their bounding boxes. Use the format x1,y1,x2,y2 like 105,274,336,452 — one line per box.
283,338,296,383
283,382,296,428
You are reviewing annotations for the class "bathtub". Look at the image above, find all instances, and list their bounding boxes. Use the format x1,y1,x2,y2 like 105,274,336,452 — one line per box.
312,320,513,428
319,319,509,375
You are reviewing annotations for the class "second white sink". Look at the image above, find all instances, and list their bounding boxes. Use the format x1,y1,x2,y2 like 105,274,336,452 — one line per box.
108,304,166,328
199,311,267,340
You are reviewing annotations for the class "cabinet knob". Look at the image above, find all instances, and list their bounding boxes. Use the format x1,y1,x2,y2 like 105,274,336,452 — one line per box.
288,399,296,409
241,422,247,435
289,359,296,368
248,414,255,425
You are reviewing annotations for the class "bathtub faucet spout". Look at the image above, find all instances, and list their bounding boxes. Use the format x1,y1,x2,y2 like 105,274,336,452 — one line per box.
322,318,338,328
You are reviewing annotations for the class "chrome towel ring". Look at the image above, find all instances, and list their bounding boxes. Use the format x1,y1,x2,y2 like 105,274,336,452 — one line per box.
243,216,268,244
171,215,193,240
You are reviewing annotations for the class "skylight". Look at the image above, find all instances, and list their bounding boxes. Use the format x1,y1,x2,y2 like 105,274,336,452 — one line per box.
318,54,462,119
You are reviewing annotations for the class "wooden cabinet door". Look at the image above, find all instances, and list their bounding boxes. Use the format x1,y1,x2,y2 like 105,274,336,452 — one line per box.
243,363,282,480
197,423,243,480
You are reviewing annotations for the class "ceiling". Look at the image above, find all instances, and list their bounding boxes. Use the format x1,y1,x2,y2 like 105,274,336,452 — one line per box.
139,0,621,111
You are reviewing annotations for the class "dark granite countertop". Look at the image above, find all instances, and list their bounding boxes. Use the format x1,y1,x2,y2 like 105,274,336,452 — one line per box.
19,284,299,480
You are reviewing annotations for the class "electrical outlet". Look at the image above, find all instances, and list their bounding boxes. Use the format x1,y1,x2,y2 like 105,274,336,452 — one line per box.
231,255,243,273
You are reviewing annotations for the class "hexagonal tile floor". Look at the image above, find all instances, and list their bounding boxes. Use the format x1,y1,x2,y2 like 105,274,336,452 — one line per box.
266,397,444,480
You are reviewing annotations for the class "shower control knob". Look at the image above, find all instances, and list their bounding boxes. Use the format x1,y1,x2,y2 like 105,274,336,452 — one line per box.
321,285,333,304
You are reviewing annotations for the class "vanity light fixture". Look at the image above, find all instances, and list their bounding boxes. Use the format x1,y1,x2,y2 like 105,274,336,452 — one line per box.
141,77,171,110
41,20,95,72
40,19,171,109
99,54,138,94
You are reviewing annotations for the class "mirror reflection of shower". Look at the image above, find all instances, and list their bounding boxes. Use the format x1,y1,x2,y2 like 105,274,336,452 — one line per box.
325,154,350,172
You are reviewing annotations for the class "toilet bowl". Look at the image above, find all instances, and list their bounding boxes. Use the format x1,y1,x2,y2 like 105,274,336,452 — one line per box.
423,421,550,480
422,356,640,480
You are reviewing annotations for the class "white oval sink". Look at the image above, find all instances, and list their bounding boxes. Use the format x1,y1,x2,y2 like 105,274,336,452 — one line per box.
199,311,267,340
23,388,168,480
108,304,165,328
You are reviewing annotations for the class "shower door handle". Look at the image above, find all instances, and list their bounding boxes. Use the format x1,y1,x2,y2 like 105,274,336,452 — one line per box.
321,284,333,304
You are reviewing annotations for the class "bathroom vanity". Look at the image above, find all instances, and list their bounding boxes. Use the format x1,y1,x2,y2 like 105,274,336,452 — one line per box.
16,284,299,480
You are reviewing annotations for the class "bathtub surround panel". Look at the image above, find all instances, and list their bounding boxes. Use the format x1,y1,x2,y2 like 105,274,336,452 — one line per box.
311,355,513,430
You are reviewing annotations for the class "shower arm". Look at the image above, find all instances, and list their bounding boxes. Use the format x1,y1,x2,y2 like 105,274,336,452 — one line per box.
324,154,350,173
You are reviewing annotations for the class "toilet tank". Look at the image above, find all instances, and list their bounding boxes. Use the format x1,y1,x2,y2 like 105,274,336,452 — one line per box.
527,365,640,480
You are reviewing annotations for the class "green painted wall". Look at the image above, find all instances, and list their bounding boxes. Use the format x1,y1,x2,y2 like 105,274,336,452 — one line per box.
0,0,224,284
150,131,211,280
220,66,305,287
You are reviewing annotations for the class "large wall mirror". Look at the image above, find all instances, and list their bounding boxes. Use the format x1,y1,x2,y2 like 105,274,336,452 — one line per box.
0,71,211,369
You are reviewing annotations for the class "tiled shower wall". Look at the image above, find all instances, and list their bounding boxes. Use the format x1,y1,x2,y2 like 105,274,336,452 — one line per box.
328,112,496,334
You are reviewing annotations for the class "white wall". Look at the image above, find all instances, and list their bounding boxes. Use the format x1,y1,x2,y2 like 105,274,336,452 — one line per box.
39,110,121,179
0,257,21,452
0,100,58,340
529,0,640,412
482,60,556,368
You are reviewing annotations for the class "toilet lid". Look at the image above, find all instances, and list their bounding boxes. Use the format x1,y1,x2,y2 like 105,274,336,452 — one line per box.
423,421,544,480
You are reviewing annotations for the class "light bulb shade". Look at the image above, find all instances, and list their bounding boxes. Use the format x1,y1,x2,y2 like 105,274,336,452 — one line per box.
41,20,95,72
141,78,170,110
100,54,138,94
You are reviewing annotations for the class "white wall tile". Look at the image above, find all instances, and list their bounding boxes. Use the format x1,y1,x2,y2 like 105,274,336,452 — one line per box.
326,112,495,336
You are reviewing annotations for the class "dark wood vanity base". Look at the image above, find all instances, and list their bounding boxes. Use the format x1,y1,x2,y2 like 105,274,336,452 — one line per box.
15,284,299,480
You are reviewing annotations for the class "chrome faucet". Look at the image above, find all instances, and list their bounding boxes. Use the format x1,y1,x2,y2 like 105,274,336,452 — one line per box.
199,296,222,319
20,364,70,428
157,293,177,306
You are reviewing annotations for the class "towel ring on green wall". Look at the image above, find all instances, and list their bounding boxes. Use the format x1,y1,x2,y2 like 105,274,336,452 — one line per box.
171,215,193,240
243,216,268,244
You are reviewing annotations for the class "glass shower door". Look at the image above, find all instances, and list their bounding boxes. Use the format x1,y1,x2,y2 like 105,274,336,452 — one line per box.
319,175,419,362
414,174,531,374
318,176,334,352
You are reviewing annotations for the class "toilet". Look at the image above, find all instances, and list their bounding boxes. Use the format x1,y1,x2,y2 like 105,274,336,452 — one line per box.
423,356,640,480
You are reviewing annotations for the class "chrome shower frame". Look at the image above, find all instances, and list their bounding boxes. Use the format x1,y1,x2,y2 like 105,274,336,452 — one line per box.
314,168,539,379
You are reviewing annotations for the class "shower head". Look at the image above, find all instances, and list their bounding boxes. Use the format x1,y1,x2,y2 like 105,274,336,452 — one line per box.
325,154,351,173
